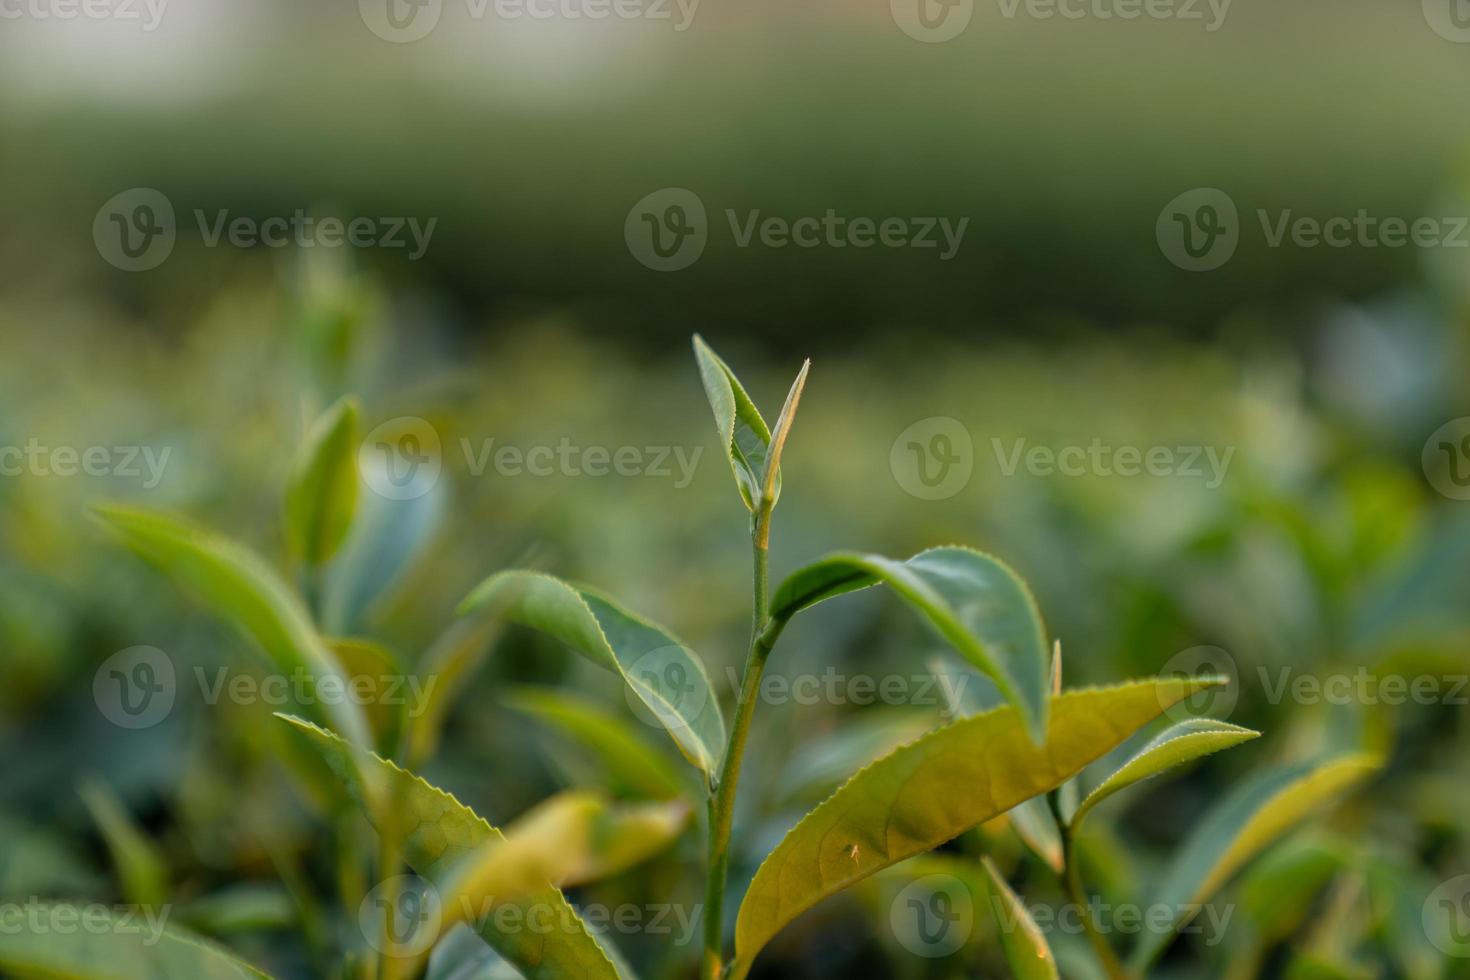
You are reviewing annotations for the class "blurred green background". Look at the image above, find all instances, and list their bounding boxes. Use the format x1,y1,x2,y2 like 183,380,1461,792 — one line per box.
1,1,1469,977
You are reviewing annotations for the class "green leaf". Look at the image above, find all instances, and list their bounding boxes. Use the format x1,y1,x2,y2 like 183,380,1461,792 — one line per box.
0,904,272,979
505,687,687,801
1239,834,1350,943
439,790,691,935
77,777,168,909
729,675,1224,979
407,615,503,767
980,857,1058,980
1128,753,1382,971
92,504,370,748
327,636,408,757
276,714,628,980
284,396,360,566
692,335,776,510
769,546,1050,741
459,571,725,779
1068,719,1260,831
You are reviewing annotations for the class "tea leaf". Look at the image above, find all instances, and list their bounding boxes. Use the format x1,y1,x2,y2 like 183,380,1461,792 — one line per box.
1068,719,1260,831
757,358,810,518
284,396,360,566
980,857,1059,980
0,904,272,978
729,675,1224,978
93,504,371,748
459,571,725,779
77,777,168,909
408,614,503,767
505,687,688,801
770,546,1049,741
1128,753,1381,971
327,636,408,757
692,335,776,511
277,714,629,980
439,790,691,935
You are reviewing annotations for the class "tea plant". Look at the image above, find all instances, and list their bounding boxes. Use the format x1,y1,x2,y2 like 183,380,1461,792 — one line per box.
0,338,1380,980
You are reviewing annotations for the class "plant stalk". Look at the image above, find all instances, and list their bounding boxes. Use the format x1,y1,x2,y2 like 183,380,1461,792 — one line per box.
1050,793,1130,980
702,502,782,980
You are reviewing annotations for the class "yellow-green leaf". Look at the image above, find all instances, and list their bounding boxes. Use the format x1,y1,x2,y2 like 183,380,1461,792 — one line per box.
93,505,370,748
0,904,272,979
276,714,627,980
506,687,687,801
1128,753,1382,971
769,546,1050,741
729,675,1224,979
980,857,1058,980
77,777,168,909
1068,719,1260,831
692,335,776,511
284,396,360,566
439,790,690,935
459,571,724,779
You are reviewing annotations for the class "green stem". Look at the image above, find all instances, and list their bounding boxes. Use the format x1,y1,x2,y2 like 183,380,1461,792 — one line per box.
1050,793,1130,980
702,503,783,980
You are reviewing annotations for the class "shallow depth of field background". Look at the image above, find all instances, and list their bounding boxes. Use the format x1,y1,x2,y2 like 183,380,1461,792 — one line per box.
1,1,1469,978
